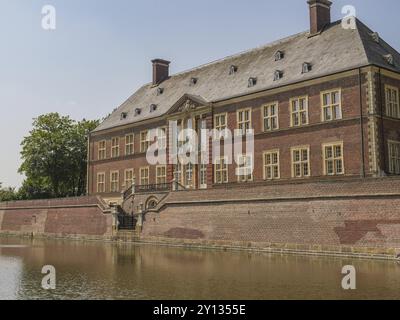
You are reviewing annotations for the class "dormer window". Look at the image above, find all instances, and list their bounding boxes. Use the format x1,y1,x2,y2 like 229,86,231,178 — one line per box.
384,54,394,66
274,70,283,81
157,87,164,95
150,104,157,113
135,108,142,116
248,77,257,87
120,112,128,120
370,32,380,43
190,77,198,85
275,51,284,61
229,65,238,75
302,62,312,74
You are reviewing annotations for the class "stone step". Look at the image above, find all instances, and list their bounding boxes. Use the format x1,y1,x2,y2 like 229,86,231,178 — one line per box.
116,230,141,241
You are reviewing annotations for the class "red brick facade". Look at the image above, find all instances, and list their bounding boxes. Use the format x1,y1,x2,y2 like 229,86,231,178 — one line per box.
88,68,400,197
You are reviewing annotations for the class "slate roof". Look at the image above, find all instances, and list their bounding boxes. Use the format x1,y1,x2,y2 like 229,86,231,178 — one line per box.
93,19,400,133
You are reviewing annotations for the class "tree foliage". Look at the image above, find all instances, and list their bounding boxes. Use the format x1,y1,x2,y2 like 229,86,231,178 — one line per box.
0,183,18,202
18,113,99,199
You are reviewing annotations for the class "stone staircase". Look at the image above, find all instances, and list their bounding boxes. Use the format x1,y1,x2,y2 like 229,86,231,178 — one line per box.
115,229,141,242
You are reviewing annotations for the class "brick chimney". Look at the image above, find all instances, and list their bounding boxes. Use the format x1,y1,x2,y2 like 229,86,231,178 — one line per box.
151,59,170,85
308,0,332,36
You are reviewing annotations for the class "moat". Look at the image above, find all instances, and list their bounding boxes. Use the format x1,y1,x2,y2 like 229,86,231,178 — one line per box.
0,237,399,300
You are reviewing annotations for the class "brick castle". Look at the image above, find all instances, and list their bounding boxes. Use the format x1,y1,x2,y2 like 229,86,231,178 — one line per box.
87,0,400,208
1,0,400,259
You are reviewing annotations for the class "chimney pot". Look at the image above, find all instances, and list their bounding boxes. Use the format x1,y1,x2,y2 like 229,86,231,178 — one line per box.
307,0,332,35
151,59,170,85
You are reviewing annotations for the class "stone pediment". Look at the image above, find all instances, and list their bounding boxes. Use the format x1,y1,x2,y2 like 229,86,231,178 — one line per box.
167,94,210,116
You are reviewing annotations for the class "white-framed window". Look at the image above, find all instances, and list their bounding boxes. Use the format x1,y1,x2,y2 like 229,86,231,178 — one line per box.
156,165,167,184
323,142,344,176
236,154,253,182
98,140,106,160
388,140,400,174
262,103,279,131
174,163,183,185
199,164,207,189
215,156,228,184
110,171,119,192
321,89,342,121
237,108,252,134
125,134,134,155
124,169,135,189
140,167,150,186
157,127,167,150
140,131,150,153
290,96,308,127
111,137,120,158
385,85,400,119
214,113,227,131
97,172,105,193
291,146,310,178
263,150,280,180
184,163,194,188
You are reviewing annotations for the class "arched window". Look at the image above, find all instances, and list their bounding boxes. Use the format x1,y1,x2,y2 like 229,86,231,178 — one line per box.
146,198,158,210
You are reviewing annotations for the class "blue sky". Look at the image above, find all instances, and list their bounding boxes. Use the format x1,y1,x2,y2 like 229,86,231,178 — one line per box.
1,0,400,188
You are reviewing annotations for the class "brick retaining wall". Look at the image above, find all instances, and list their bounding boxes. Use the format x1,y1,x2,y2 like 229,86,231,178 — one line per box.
0,196,113,239
140,178,400,258
1,179,400,259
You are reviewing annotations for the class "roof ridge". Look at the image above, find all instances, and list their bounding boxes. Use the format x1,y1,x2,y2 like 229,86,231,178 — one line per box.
168,30,309,79
352,19,372,67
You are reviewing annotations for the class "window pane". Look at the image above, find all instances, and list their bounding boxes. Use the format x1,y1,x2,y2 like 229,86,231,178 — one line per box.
334,145,342,158
334,105,341,119
300,99,306,110
293,114,299,126
266,167,272,179
294,150,300,162
274,166,279,178
303,163,309,176
302,150,308,161
292,101,298,112
295,164,301,177
336,160,343,174
327,161,333,174
272,153,278,164
301,111,307,124
264,119,270,131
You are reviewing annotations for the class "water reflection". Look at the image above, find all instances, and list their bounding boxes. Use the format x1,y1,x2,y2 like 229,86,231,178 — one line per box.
0,237,399,300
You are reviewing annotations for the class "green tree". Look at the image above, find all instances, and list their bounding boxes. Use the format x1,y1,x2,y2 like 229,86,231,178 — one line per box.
17,177,52,200
0,183,18,202
19,113,99,199
66,119,99,196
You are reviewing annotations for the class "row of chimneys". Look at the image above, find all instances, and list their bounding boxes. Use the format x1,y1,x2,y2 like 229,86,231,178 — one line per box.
152,0,332,86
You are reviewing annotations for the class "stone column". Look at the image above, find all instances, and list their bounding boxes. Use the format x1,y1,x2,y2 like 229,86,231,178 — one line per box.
111,205,119,234
136,202,144,232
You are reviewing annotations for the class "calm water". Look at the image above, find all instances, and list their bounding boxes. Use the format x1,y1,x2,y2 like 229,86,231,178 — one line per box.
0,237,399,300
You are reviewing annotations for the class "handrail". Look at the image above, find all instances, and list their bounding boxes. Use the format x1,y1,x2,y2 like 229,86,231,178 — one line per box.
175,181,186,191
135,183,172,194
122,180,188,200
123,185,133,200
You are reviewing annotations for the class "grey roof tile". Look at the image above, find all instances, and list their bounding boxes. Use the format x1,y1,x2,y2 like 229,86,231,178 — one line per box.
93,19,400,133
